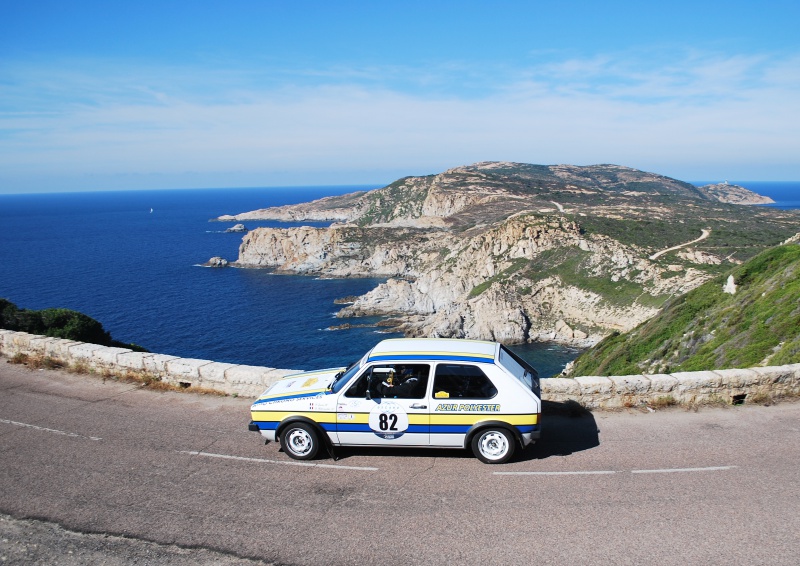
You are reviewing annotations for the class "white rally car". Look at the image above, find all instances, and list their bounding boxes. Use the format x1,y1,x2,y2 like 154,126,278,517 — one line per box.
248,338,541,464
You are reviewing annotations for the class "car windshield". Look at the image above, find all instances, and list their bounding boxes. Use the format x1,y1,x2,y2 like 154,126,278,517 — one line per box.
330,354,366,393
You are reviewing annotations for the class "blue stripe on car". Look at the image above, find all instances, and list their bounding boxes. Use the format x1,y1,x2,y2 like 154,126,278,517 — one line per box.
253,422,539,434
368,354,495,364
252,391,330,405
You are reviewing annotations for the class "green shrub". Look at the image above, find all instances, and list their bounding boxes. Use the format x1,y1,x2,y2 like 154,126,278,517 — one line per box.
39,308,112,344
0,299,148,352
571,244,800,375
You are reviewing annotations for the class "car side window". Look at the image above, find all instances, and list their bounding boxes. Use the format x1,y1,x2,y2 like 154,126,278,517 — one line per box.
344,370,370,398
344,364,429,399
433,364,498,399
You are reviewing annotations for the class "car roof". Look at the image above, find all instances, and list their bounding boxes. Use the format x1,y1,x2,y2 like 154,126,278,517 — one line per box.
367,338,499,365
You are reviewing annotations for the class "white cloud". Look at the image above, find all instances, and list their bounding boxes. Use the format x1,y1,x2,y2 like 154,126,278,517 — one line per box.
1,49,799,191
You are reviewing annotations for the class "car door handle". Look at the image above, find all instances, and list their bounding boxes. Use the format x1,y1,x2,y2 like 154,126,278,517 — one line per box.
410,404,427,409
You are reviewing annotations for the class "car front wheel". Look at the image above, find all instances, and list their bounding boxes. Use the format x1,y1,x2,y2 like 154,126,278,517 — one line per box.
280,422,320,460
471,428,515,464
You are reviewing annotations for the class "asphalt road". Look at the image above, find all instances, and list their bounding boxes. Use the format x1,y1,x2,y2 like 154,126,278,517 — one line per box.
1,361,799,565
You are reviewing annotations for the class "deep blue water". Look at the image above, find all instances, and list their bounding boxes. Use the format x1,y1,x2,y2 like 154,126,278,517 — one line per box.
693,181,800,209
745,181,800,210
2,182,794,378
0,186,582,376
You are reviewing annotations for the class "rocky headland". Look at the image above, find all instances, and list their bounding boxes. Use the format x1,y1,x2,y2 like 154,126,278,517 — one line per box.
214,162,800,346
696,182,775,205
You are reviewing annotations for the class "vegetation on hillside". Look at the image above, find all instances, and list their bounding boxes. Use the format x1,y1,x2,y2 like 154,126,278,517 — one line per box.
344,163,800,264
356,177,432,225
570,242,800,375
0,299,148,352
229,162,800,344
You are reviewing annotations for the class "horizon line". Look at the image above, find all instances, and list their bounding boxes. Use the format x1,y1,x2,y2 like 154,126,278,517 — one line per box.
1,179,799,197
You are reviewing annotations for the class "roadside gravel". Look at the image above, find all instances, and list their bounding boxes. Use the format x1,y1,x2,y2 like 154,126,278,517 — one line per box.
0,514,271,565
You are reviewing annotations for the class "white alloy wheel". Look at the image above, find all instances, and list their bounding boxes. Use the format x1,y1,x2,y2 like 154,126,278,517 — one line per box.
472,428,515,464
281,423,319,460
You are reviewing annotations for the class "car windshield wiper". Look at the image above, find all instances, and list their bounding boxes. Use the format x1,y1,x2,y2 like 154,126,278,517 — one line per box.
329,371,344,389
328,362,355,390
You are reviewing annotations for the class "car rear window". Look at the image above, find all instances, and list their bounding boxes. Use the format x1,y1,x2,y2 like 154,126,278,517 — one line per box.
498,346,539,393
432,364,497,399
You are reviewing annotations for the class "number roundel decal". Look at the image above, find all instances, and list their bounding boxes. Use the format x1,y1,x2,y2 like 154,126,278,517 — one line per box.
368,401,409,439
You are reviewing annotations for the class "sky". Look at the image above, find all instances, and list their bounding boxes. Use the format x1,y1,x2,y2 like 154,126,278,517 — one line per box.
1,0,799,193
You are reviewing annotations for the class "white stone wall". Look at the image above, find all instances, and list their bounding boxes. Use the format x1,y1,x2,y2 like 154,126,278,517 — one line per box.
541,366,800,408
0,330,299,398
2,329,798,406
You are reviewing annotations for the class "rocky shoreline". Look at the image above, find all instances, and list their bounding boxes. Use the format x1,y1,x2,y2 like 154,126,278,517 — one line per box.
211,162,799,346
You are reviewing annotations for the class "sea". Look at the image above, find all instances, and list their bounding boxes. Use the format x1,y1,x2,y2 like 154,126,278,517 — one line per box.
1,181,798,378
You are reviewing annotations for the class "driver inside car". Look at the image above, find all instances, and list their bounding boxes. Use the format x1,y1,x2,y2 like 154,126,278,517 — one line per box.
372,365,421,398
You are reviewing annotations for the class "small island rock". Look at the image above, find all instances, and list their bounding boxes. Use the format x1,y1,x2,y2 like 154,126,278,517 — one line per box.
205,257,229,268
225,223,248,233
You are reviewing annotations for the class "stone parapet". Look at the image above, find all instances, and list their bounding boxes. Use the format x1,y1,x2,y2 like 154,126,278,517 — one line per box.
0,331,300,398
556,366,800,409
0,330,798,406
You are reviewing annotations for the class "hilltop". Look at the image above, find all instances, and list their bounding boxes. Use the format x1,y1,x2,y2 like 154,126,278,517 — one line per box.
215,162,800,348
219,163,775,226
569,238,800,375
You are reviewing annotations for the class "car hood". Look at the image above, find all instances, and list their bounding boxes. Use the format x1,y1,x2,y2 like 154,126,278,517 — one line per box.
250,367,345,408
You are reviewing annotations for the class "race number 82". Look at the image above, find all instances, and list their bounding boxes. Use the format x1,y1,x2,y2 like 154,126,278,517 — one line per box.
379,413,398,430
368,402,409,439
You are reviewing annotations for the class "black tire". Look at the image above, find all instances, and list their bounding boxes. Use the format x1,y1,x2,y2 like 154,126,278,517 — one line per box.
280,422,320,460
471,428,515,464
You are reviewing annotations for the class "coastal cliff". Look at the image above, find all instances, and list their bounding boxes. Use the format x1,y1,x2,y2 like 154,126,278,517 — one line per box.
219,162,800,346
696,182,775,205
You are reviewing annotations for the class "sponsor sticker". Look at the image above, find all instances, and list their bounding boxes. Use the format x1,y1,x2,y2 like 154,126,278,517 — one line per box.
434,403,501,412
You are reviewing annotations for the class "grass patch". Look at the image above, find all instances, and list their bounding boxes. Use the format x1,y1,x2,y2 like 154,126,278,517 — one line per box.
572,244,800,375
355,178,430,225
71,360,90,374
9,353,64,370
5,352,227,396
575,215,702,249
468,257,531,298
648,395,677,409
519,247,651,308
747,392,773,405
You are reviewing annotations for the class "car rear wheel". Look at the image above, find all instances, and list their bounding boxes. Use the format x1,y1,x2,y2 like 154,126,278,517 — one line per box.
280,422,320,460
471,428,515,464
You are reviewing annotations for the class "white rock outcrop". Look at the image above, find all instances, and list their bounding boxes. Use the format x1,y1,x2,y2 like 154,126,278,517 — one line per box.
723,275,737,295
219,162,784,346
204,257,229,268
235,212,714,345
